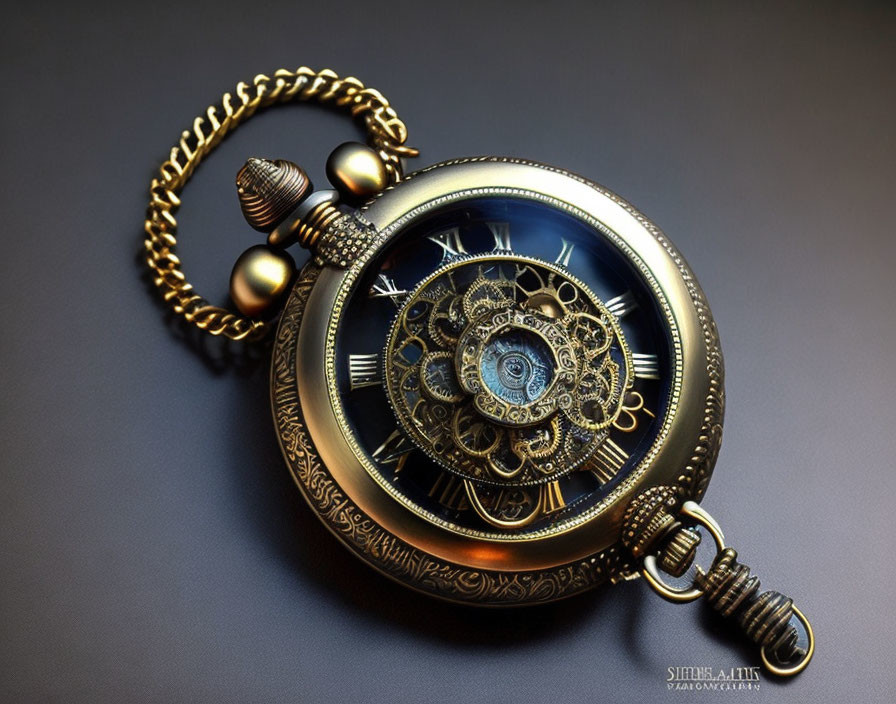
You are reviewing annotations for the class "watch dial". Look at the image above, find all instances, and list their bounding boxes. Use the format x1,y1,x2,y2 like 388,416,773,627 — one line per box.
334,197,673,535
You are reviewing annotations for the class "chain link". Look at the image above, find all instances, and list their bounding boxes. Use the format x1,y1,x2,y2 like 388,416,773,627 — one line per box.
143,67,418,341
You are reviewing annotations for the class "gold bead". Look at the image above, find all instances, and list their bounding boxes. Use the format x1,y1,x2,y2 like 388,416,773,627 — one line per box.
229,245,295,317
326,142,388,199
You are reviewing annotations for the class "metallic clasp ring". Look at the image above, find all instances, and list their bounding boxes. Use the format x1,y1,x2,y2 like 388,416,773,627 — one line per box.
760,605,815,676
642,501,726,603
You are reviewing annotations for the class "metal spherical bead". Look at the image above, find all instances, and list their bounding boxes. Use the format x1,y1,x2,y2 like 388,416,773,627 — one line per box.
326,142,388,199
229,245,295,318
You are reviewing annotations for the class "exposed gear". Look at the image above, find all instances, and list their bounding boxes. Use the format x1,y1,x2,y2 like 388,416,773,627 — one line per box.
384,255,633,486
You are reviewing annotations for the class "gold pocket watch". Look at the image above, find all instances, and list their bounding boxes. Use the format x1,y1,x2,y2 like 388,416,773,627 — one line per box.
144,67,813,676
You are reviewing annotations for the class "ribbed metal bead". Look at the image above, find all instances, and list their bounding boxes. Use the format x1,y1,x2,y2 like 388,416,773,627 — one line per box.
236,158,311,232
697,548,804,665
659,527,701,578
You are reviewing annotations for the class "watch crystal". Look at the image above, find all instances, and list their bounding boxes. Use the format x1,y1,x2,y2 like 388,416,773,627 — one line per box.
336,197,673,534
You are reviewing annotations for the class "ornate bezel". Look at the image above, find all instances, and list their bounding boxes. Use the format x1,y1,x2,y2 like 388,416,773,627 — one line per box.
271,157,724,604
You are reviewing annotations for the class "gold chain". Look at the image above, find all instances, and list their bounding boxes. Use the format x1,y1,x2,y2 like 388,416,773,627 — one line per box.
143,67,418,341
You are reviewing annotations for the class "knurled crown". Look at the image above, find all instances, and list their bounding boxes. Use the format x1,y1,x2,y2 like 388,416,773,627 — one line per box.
659,527,702,577
621,486,680,557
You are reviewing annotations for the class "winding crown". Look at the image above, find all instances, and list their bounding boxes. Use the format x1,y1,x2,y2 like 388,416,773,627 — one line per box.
236,158,311,232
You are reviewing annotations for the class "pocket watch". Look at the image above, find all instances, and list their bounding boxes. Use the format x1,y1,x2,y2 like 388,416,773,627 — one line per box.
144,67,813,676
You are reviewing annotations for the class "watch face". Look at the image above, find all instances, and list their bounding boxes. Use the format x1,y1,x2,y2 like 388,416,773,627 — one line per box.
332,197,674,536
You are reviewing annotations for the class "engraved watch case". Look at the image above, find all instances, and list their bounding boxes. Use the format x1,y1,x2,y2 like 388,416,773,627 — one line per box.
271,158,724,605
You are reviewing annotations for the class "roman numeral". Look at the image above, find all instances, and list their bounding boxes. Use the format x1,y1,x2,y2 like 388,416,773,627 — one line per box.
554,238,575,268
428,228,467,262
632,353,661,380
369,273,408,305
348,353,382,390
542,480,566,514
371,428,413,475
606,290,637,318
428,472,468,510
488,222,512,251
589,438,629,483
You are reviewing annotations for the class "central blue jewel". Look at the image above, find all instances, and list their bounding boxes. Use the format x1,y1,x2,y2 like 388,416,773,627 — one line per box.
479,329,554,405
